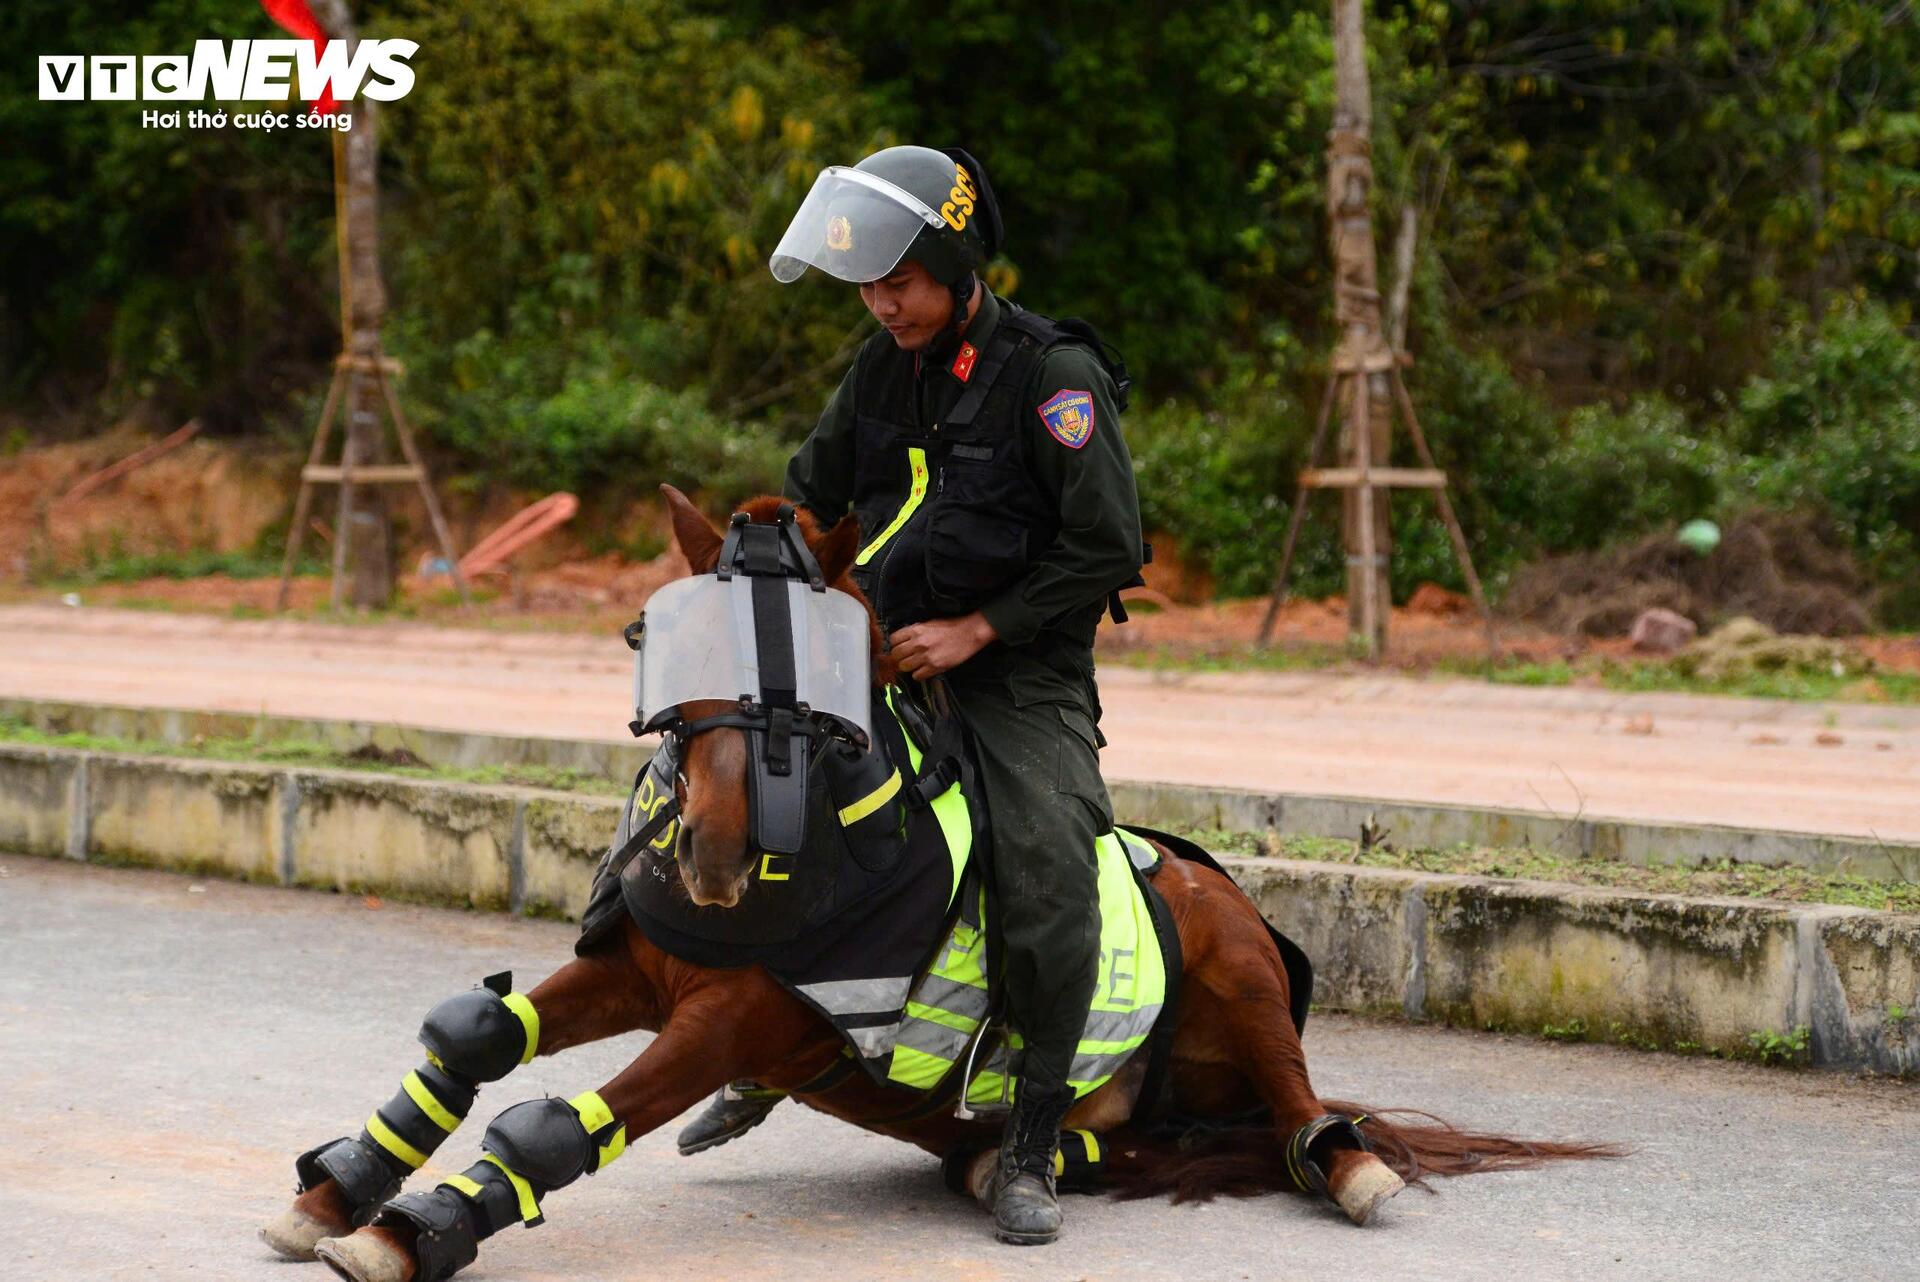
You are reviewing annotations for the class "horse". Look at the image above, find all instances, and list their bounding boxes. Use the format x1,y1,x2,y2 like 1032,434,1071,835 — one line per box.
268,488,1618,1282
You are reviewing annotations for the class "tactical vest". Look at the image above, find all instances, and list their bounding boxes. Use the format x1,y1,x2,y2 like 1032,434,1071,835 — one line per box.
846,305,1132,630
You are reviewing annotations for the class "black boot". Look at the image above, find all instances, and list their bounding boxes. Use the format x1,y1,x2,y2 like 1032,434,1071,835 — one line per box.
675,1081,785,1156
984,1081,1074,1245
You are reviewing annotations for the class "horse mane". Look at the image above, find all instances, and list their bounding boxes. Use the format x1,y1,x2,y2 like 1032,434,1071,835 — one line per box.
733,496,899,686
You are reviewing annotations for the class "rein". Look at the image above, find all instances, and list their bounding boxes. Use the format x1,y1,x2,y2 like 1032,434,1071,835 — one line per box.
601,705,843,881
597,784,685,884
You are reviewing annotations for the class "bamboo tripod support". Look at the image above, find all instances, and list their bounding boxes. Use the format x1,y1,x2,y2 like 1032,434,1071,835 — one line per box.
1256,349,1497,657
274,352,469,611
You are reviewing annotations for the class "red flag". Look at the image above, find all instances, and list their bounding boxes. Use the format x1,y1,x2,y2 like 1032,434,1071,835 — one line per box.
260,0,338,114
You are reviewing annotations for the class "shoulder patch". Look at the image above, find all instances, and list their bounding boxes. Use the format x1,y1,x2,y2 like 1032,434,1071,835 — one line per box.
1037,389,1095,449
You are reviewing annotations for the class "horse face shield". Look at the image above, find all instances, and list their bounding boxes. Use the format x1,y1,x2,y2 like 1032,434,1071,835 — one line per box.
629,506,871,858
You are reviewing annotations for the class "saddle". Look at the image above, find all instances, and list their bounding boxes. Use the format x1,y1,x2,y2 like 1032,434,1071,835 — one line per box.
576,682,1312,1110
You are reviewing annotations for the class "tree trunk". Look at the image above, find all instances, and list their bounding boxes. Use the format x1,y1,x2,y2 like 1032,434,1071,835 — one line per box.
1328,0,1391,653
313,0,393,608
1386,204,1417,354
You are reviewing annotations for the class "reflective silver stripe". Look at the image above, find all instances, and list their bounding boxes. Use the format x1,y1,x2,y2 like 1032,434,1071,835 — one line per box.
894,1015,974,1063
1118,829,1159,871
843,1021,901,1058
1069,1044,1145,1085
1079,1004,1162,1046
909,974,990,1019
797,976,913,1016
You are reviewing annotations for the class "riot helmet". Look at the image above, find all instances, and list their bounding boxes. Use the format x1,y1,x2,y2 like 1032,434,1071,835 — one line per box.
771,145,1003,288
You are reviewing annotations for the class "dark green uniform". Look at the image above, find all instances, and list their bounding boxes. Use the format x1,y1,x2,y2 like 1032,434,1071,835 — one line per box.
785,289,1141,1095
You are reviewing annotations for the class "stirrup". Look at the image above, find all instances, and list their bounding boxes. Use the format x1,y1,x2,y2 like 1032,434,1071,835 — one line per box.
952,1018,1011,1121
722,1080,787,1103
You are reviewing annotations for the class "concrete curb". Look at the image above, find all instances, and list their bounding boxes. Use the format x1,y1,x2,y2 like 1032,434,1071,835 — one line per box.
1,740,1913,1075
5,695,1913,879
0,741,619,918
1109,780,1920,882
1223,857,1915,1075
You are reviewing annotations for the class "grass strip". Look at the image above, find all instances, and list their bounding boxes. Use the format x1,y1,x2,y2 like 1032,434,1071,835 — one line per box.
1107,644,1920,705
0,718,629,798
1169,826,1920,913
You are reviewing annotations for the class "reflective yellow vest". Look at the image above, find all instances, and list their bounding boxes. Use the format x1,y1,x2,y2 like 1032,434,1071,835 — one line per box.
781,687,1169,1101
885,827,1168,1103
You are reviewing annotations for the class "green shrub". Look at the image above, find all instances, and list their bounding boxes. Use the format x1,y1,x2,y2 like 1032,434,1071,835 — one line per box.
1533,395,1733,554
1735,305,1920,623
411,322,789,503
1377,340,1560,598
1125,379,1343,600
371,0,879,426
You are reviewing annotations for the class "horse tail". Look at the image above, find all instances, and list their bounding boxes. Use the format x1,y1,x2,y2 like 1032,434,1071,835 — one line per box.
1104,1102,1626,1205
1323,1099,1629,1186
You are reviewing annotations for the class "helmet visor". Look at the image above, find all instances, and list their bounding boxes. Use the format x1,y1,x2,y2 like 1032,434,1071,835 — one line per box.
770,166,946,284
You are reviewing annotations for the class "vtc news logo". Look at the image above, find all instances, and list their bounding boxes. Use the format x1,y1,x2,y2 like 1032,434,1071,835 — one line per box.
38,40,416,103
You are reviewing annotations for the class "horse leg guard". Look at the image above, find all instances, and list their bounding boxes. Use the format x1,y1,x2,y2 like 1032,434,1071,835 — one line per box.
1052,1128,1107,1193
946,1128,1107,1204
366,1091,628,1282
288,974,538,1229
1285,1112,1398,1222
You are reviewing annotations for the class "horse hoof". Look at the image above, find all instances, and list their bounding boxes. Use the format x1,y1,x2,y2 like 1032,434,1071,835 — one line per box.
313,1231,414,1282
1333,1156,1404,1226
963,1149,999,1207
261,1205,336,1261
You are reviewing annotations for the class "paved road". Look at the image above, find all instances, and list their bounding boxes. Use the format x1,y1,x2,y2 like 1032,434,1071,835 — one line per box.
2,605,1917,841
2,853,1916,1281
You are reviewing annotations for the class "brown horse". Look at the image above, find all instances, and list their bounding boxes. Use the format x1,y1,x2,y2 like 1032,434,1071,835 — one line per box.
269,490,1616,1282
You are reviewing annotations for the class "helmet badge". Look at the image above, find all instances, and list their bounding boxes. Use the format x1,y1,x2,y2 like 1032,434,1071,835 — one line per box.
940,164,977,232
825,214,853,252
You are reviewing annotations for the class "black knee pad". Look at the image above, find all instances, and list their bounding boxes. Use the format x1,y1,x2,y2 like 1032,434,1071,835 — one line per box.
419,972,538,1084
481,1098,597,1191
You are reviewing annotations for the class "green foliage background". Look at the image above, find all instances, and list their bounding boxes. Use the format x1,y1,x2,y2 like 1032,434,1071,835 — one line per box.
3,0,1917,615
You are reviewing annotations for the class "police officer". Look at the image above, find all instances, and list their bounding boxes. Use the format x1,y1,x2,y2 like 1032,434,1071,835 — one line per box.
676,145,1143,1246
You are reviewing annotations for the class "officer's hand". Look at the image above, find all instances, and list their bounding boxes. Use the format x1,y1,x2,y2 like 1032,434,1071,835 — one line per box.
889,613,998,681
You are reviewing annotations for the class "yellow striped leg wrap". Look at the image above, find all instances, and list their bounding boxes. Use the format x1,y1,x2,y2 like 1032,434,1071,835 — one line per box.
502,992,540,1064
433,1092,628,1236
362,1061,478,1171
440,1156,545,1227
365,1112,429,1170
568,1090,628,1172
1053,1129,1106,1191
